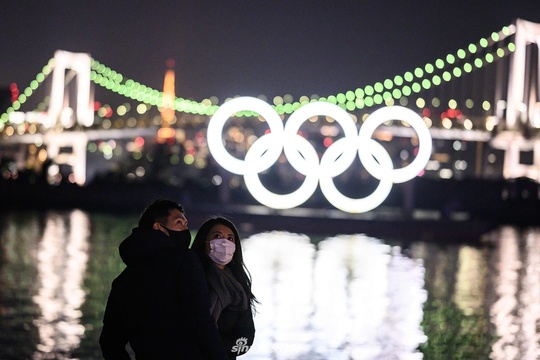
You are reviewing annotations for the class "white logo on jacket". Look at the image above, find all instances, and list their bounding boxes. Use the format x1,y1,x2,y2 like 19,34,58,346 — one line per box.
231,337,250,355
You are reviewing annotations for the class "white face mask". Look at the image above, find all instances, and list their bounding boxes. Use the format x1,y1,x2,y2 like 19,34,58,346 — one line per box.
208,238,236,266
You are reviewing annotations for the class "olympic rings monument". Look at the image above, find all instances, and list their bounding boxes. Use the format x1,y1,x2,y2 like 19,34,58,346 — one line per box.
208,97,432,214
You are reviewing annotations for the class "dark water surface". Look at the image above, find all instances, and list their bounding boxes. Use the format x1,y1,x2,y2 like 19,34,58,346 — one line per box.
0,209,538,359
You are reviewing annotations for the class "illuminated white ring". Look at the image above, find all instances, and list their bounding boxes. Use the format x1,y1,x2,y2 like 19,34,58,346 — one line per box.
320,139,394,213
207,97,284,175
284,102,358,176
243,132,320,209
358,106,432,183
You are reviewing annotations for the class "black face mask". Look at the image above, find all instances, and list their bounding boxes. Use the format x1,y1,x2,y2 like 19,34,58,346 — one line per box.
161,226,192,248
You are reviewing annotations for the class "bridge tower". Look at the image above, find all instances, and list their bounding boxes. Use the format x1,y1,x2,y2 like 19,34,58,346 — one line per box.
491,19,540,181
45,50,94,185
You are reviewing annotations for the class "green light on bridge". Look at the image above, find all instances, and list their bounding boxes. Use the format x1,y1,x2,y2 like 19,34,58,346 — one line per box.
364,85,374,96
474,58,483,68
402,86,411,96
404,72,413,82
479,38,489,48
284,103,294,114
327,95,337,104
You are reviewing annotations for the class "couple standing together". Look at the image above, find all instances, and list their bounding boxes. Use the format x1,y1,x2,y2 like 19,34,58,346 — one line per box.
99,199,256,359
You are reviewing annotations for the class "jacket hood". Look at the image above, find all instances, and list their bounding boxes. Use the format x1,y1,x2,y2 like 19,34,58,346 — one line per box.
119,227,176,266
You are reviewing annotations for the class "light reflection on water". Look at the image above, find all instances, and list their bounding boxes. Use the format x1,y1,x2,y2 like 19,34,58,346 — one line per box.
32,210,89,357
487,227,540,360
241,232,426,359
1,210,540,359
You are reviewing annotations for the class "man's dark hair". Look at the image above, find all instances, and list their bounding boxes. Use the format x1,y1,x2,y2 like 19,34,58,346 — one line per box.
138,198,184,228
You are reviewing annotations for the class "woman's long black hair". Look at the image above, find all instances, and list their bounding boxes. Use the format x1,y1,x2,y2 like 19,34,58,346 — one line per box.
192,216,257,308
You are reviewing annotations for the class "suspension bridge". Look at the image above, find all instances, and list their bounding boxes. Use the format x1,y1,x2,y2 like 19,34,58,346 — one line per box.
0,19,539,204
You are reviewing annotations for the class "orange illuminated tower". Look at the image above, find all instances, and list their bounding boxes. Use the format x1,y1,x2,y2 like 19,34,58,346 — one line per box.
158,58,176,141
161,58,176,125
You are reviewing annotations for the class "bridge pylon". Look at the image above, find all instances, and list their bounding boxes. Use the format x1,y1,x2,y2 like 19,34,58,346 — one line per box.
45,50,95,185
44,132,88,186
491,19,540,182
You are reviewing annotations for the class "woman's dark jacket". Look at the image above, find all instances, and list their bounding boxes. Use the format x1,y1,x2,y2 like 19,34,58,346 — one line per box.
207,266,255,359
99,227,227,360
217,305,255,359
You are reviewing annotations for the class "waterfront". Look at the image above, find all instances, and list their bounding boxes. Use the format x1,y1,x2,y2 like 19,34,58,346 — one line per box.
1,209,539,359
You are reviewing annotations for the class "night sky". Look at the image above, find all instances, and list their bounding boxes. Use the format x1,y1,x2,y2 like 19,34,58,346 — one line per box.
2,1,540,104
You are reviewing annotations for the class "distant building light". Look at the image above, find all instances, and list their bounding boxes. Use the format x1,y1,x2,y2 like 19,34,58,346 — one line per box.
439,168,453,179
212,175,223,186
485,116,498,131
425,160,440,171
137,104,148,114
184,154,194,165
442,118,453,129
157,127,175,141
454,160,468,171
117,105,127,116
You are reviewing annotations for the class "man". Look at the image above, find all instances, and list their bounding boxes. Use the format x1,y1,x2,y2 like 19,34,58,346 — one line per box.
99,199,228,359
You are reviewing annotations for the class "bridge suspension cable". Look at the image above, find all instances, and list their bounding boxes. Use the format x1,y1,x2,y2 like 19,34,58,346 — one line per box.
0,24,517,127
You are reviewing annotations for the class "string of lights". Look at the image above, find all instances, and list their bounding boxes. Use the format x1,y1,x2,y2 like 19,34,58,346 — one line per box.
0,24,516,127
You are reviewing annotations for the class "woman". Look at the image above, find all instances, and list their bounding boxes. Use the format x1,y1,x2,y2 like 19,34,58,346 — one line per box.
192,216,256,359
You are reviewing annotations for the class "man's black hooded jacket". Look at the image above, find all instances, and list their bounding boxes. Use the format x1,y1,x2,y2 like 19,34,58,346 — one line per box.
99,227,227,359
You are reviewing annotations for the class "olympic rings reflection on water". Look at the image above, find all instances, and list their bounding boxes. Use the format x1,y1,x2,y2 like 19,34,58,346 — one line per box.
207,97,432,213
